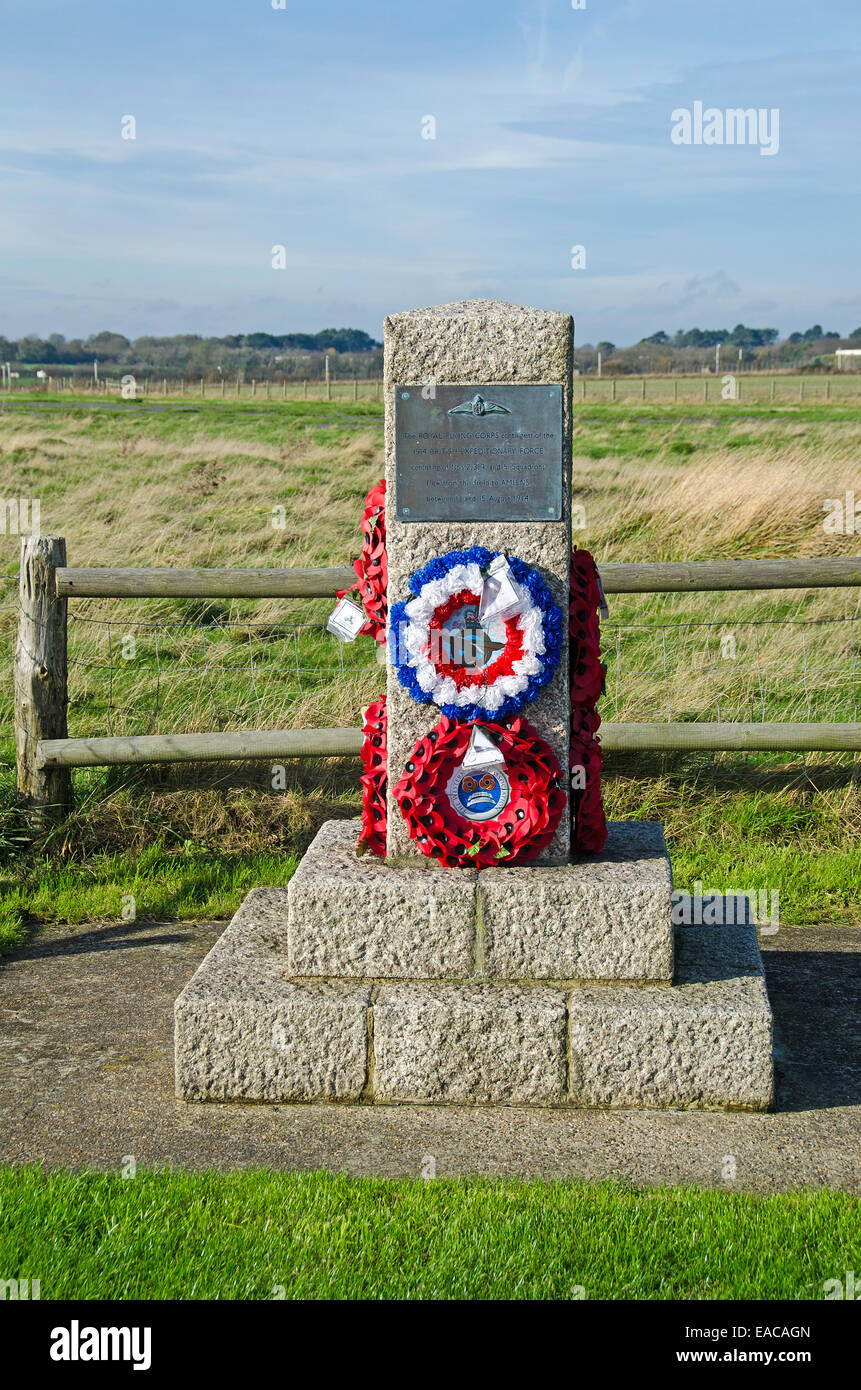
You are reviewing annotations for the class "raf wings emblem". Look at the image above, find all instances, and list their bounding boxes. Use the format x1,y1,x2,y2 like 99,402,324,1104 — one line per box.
447,393,512,418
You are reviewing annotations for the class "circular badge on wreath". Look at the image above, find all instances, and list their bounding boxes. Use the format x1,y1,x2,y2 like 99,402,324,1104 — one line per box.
393,714,565,869
446,763,510,822
389,547,563,723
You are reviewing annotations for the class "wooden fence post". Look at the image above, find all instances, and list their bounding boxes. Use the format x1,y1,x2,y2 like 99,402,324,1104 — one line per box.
14,536,72,822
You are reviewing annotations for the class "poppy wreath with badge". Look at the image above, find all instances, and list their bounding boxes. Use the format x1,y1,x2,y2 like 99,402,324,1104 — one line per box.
337,478,387,645
389,547,563,722
393,714,565,869
358,695,387,857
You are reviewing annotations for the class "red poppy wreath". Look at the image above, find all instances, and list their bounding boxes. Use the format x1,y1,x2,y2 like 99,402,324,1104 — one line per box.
337,478,387,645
358,695,387,857
569,548,608,854
393,715,565,869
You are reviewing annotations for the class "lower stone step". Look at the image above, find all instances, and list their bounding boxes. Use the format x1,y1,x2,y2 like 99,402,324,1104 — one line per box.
175,902,773,1111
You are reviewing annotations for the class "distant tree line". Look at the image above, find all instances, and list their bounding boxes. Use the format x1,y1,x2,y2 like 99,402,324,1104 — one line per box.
641,325,780,349
4,321,861,381
0,328,383,379
639,324,852,350
573,323,861,375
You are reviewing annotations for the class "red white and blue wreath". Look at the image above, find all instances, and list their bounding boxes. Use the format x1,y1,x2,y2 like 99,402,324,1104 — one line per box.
389,547,563,722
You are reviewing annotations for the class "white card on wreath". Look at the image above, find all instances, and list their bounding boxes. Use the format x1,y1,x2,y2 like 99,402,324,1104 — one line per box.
478,555,526,626
461,726,506,772
326,596,366,643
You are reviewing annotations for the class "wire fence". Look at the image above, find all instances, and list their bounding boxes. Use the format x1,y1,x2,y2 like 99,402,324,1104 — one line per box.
5,373,861,405
53,607,861,738
604,613,860,725
3,578,859,745
64,608,379,735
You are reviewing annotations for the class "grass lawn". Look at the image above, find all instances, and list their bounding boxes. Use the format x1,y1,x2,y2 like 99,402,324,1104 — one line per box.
1,1165,858,1300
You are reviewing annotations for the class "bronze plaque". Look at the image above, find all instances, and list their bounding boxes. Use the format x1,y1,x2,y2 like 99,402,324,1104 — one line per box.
394,384,563,523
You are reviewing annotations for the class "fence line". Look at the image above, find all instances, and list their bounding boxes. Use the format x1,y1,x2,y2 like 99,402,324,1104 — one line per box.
54,555,861,600
13,537,861,821
34,720,861,771
57,565,357,598
38,727,364,768
1,377,385,403
5,374,861,404
56,608,857,733
605,613,860,726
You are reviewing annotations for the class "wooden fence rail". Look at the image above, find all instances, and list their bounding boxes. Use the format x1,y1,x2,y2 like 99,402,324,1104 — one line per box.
38,728,364,768
14,537,861,821
36,721,861,770
56,565,357,599
55,554,861,599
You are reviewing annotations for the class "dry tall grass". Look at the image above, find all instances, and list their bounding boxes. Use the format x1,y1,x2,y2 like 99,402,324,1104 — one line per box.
1,407,858,739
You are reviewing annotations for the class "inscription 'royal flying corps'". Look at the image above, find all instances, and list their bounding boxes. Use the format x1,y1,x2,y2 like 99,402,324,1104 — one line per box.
395,383,563,523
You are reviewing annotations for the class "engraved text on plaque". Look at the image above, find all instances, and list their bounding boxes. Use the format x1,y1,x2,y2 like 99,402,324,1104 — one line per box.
395,383,563,523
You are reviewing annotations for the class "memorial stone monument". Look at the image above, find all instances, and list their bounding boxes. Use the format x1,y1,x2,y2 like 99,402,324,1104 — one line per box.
175,300,773,1112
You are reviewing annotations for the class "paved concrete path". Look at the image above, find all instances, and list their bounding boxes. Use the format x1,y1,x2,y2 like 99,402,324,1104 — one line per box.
0,918,858,1192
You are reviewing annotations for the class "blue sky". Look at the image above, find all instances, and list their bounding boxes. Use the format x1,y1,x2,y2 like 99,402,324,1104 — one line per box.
1,0,860,345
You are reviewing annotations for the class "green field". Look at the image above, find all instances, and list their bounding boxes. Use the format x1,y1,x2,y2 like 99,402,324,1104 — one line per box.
0,394,859,950
1,1165,858,1300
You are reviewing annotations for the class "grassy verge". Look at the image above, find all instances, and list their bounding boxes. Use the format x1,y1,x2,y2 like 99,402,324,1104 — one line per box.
0,759,323,952
0,846,299,954
606,753,860,926
0,750,857,955
1,1166,857,1300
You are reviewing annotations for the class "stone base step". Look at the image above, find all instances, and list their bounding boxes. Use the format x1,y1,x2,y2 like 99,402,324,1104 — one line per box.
280,817,674,982
175,905,773,1111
